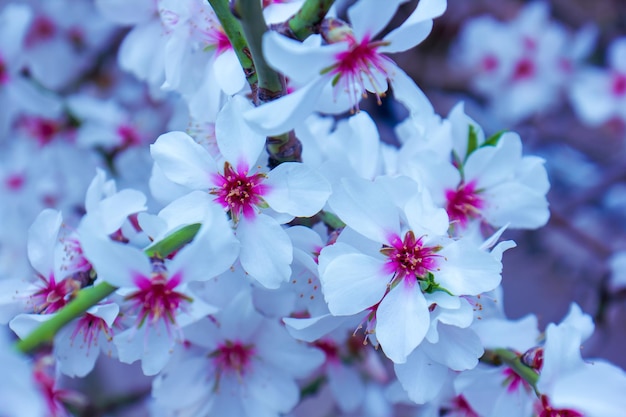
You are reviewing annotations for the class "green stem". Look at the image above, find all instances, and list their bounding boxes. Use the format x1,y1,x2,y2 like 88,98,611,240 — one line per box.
232,0,303,165
233,0,285,104
285,0,335,41
207,0,257,88
16,224,202,353
144,223,201,258
15,282,117,353
482,348,540,394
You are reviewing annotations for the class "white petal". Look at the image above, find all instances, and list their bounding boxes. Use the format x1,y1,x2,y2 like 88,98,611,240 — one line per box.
394,348,450,404
78,228,152,288
114,323,174,376
436,240,502,295
155,191,215,236
283,314,349,342
550,361,626,417
151,131,216,190
376,281,429,363
609,38,626,73
388,64,435,116
0,4,31,62
118,21,165,86
162,32,188,92
320,253,388,316
329,177,400,243
264,162,331,217
244,77,326,136
483,182,549,229
328,362,365,412
212,49,246,95
27,209,62,280
381,0,447,53
421,326,483,371
94,189,147,234
246,363,300,413
263,31,338,83
472,315,539,351
95,0,156,25
215,95,266,170
168,206,239,281
238,214,292,289
10,313,52,339
464,132,522,188
255,322,325,378
348,0,407,41
152,357,211,408
404,191,450,237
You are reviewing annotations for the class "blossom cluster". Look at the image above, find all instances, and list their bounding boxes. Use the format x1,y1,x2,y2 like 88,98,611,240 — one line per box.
452,1,626,130
1,1,625,417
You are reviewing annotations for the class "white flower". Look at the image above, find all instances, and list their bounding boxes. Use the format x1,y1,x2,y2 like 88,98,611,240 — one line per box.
151,96,331,288
244,0,445,135
319,177,502,363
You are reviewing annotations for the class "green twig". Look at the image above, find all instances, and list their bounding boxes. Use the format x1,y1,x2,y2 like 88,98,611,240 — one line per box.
232,0,285,103
481,348,540,394
207,0,257,88
274,0,335,41
144,223,201,258
231,0,304,165
16,224,203,353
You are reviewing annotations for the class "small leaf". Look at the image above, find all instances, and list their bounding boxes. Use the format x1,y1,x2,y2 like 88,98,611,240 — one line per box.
482,130,507,148
465,125,479,160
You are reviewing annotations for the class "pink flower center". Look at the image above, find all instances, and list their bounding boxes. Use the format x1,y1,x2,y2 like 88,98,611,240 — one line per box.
445,181,484,227
26,15,57,47
61,236,91,275
70,312,113,352
330,35,390,110
540,396,583,417
513,57,535,81
127,272,191,329
481,54,499,72
381,231,441,281
203,27,232,55
0,56,8,85
34,364,77,417
213,340,255,375
450,395,480,417
503,367,532,393
32,276,78,314
314,339,340,364
211,162,268,221
4,173,25,191
117,124,141,147
611,73,626,97
21,116,60,146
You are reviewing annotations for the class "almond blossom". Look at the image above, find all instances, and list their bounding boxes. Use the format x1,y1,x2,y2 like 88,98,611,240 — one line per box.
570,37,626,128
151,291,325,417
77,200,238,375
151,96,331,289
244,0,446,135
319,176,502,363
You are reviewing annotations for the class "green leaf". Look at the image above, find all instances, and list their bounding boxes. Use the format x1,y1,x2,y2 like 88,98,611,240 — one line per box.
482,130,507,148
466,125,479,160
